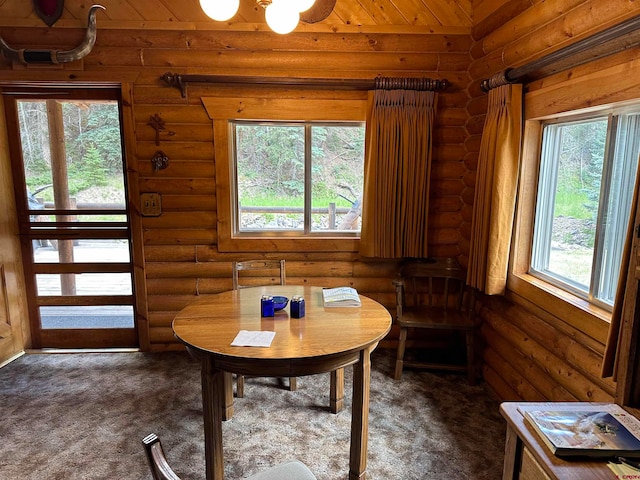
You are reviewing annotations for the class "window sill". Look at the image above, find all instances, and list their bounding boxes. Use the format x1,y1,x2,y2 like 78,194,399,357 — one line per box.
507,271,611,343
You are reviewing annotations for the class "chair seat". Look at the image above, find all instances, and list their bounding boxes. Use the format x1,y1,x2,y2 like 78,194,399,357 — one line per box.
397,307,474,330
143,434,318,480
246,461,317,480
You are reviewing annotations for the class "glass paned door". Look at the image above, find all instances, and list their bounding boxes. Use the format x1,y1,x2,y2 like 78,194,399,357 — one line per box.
5,88,137,349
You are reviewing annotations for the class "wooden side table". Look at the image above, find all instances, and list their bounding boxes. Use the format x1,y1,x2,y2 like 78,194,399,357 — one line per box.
500,402,621,480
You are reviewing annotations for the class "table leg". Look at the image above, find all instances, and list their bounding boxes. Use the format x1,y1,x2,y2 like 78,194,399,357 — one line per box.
202,356,225,480
330,367,345,413
349,346,372,480
223,372,234,421
502,425,520,480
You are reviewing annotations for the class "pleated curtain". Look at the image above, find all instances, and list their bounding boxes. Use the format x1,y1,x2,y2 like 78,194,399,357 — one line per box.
359,88,437,259
466,84,523,295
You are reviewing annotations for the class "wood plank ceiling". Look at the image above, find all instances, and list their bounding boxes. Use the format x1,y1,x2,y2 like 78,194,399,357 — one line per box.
0,0,474,32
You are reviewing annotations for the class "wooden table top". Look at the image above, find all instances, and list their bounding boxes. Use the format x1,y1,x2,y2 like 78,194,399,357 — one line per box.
172,285,392,374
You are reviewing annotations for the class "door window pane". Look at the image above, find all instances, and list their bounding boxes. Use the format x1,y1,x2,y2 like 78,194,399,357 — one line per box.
40,306,134,329
32,239,131,263
36,273,132,296
19,99,126,216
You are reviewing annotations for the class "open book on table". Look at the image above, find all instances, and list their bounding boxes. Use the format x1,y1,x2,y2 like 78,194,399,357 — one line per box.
519,403,640,458
322,287,361,307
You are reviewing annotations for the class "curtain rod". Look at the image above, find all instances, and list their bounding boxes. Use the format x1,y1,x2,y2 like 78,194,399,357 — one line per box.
481,13,640,92
160,73,449,98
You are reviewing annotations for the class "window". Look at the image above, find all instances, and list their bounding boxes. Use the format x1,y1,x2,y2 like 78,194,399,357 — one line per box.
208,93,367,252
530,110,640,309
231,121,365,236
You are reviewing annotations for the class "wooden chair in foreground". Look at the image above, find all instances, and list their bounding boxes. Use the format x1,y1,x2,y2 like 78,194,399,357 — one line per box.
142,433,317,480
232,259,296,397
393,257,477,384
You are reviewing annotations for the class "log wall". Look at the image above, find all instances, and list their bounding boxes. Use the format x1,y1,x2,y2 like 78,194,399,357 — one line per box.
130,30,474,351
1,0,637,405
467,0,640,403
0,25,474,351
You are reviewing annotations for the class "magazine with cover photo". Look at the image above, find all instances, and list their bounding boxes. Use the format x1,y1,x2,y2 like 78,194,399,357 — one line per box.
522,404,640,458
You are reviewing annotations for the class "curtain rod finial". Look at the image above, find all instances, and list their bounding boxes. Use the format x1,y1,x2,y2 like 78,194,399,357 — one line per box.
480,69,515,93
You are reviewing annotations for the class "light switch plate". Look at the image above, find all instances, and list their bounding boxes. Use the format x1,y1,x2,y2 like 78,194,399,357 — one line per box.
141,193,162,216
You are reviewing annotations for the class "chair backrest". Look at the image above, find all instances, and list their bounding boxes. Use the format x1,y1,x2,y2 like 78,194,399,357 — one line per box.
395,258,467,315
142,434,318,480
142,433,182,480
232,259,286,290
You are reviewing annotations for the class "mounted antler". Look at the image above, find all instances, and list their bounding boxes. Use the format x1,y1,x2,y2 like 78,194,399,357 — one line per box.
0,5,105,65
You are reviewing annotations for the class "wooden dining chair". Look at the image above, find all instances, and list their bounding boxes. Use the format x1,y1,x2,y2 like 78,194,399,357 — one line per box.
143,433,181,480
232,259,296,397
142,433,318,480
232,259,286,290
393,257,477,384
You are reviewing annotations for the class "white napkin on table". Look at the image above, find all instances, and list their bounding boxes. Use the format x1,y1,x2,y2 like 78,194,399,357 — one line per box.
231,330,276,347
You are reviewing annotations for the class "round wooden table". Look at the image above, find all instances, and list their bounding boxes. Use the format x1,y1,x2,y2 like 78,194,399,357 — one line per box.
172,285,392,480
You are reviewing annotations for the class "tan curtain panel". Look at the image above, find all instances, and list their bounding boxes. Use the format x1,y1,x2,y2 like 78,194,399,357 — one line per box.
602,163,640,380
360,88,437,259
467,84,523,295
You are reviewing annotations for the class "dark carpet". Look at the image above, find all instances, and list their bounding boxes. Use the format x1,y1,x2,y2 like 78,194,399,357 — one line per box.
0,348,506,479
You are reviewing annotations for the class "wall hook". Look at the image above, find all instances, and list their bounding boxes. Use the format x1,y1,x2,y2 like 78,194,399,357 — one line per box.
151,150,169,172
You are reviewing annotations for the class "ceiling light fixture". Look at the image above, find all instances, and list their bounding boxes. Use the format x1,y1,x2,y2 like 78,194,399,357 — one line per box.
200,0,316,34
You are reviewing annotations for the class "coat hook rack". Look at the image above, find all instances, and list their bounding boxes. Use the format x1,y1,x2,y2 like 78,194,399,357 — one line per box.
151,150,169,173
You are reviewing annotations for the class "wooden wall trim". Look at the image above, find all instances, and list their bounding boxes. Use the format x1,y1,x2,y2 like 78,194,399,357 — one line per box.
121,82,151,351
202,96,367,121
0,93,29,360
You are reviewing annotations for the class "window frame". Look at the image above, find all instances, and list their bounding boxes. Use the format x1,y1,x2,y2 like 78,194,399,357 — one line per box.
529,111,640,310
208,93,367,253
3,86,140,349
511,102,640,341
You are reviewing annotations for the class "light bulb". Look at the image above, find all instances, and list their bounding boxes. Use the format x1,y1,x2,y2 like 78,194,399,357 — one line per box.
297,0,316,13
200,0,239,21
265,0,300,34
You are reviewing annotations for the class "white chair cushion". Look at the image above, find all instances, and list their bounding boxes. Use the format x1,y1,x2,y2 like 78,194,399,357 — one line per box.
245,461,317,480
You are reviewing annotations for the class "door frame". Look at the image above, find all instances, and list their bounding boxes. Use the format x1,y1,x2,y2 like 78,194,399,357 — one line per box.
1,85,149,350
